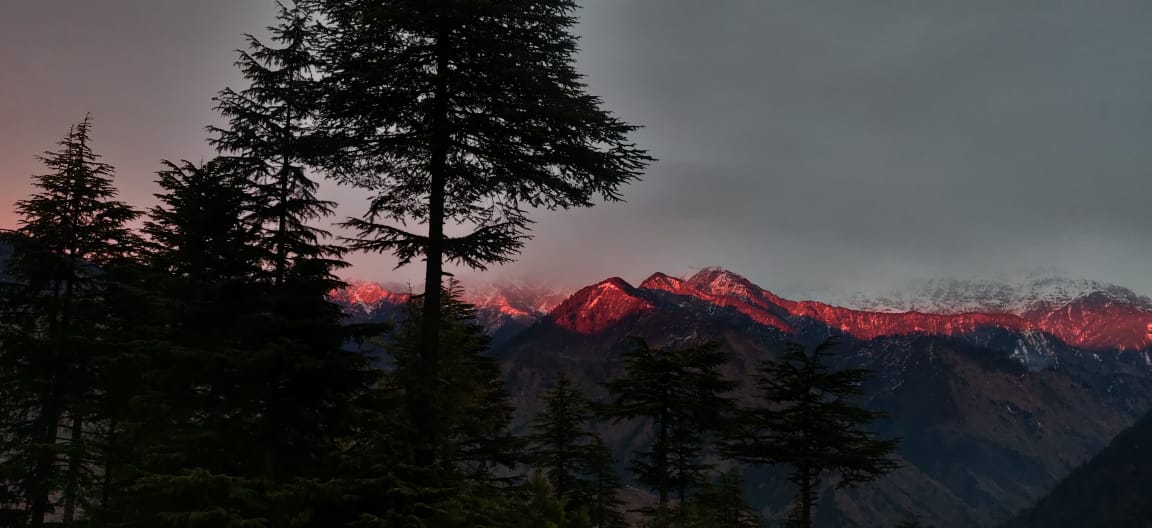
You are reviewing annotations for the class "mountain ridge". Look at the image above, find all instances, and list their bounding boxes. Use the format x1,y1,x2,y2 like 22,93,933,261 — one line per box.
331,267,1152,526
333,267,1152,353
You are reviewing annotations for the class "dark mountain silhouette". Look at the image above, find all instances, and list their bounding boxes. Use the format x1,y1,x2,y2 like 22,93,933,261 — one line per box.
1004,409,1152,528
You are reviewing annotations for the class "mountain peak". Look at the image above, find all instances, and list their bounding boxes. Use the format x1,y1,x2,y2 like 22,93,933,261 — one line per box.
546,277,653,334
686,267,761,299
331,281,412,315
329,269,1152,352
639,272,684,291
596,276,635,291
840,275,1152,316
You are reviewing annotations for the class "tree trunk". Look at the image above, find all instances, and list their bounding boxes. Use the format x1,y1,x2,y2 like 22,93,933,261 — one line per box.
413,19,451,470
556,452,568,500
28,401,60,528
595,474,604,528
275,107,291,288
657,403,669,508
32,275,73,527
101,416,117,510
799,463,813,528
677,447,686,506
62,414,84,522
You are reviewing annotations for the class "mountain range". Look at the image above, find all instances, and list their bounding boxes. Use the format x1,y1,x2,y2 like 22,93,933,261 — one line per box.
332,268,1152,527
839,274,1152,317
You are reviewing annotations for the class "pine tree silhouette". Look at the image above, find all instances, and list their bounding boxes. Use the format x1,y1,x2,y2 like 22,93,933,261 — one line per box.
723,338,901,528
308,0,653,468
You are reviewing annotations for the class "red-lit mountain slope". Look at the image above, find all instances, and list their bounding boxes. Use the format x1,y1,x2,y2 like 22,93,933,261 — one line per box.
329,280,412,315
329,269,1152,526
497,269,1152,527
548,277,655,334
332,268,1152,355
544,267,1152,353
331,279,567,345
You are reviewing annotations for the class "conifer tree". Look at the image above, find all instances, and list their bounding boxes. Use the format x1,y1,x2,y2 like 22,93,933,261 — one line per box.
512,469,585,528
143,159,261,287
603,338,736,523
0,115,140,526
723,338,901,528
112,157,379,527
530,373,597,500
96,5,383,524
110,158,268,525
529,373,625,525
341,281,524,527
585,438,629,528
307,0,653,468
205,7,390,516
677,469,762,528
210,0,344,289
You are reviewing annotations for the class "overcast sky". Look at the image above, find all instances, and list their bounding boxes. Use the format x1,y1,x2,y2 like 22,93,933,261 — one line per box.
1,1,1150,299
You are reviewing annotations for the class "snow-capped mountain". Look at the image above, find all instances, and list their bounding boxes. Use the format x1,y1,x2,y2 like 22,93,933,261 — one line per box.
330,279,567,344
331,267,1152,526
466,281,570,329
333,268,1152,353
330,280,414,318
497,267,1152,527
839,275,1152,316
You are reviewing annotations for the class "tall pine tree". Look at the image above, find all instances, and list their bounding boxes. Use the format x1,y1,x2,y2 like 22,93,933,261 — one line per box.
528,373,625,526
209,0,344,289
112,156,379,527
112,158,270,526
341,281,524,527
723,338,901,528
0,115,140,527
677,469,762,528
308,0,653,469
603,338,736,524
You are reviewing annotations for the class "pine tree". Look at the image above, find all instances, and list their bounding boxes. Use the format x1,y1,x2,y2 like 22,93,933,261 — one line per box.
511,469,583,528
603,338,736,523
111,157,380,527
723,338,901,528
307,0,653,469
209,1,369,495
530,374,596,500
210,0,343,289
110,158,269,526
142,158,262,286
528,373,625,525
676,469,762,528
341,282,524,527
103,6,384,524
585,439,628,528
0,115,140,527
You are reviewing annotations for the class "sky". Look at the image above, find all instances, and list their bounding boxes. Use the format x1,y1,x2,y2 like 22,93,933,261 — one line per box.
1,1,1150,300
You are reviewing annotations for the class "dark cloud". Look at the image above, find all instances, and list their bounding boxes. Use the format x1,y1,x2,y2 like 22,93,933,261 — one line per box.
3,1,1150,298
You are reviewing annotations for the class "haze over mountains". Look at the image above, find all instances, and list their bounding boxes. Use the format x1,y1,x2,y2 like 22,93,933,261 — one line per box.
333,267,1152,527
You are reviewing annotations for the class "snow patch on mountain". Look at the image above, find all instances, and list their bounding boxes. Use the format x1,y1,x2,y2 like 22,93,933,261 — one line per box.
838,275,1152,316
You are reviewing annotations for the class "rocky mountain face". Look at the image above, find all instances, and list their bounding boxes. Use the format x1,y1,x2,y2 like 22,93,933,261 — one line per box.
331,269,1152,527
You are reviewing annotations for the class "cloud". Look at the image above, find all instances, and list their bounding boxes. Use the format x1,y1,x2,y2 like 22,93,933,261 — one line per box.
2,1,1149,298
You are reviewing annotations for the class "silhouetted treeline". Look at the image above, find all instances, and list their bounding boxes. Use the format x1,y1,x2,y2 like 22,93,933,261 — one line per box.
0,1,898,527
